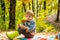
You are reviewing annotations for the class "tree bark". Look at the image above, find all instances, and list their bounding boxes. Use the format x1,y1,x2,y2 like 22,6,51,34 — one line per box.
23,3,26,12
9,0,16,29
29,2,31,10
56,0,60,22
44,0,46,10
32,0,34,13
44,0,46,17
36,0,38,17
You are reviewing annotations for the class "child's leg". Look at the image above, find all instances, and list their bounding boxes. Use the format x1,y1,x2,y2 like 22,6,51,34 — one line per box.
18,28,21,34
18,28,34,38
23,32,34,38
18,26,27,34
30,32,35,36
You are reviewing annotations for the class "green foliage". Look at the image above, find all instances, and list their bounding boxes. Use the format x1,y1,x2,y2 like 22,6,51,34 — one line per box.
43,25,56,32
6,31,19,39
0,0,58,32
0,0,5,30
0,0,9,30
5,1,10,30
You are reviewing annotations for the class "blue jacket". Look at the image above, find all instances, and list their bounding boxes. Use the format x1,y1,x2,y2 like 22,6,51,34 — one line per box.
23,20,36,32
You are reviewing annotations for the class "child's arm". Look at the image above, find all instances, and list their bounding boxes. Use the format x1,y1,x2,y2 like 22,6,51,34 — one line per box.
18,24,26,29
27,21,36,32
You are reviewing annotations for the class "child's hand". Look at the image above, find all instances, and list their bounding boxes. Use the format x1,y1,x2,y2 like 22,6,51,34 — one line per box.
30,32,35,36
21,25,26,29
18,24,24,29
25,27,28,29
18,24,21,27
25,27,29,32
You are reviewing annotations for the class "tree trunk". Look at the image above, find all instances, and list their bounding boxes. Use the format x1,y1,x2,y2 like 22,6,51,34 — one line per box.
36,0,38,17
44,0,46,10
44,0,46,17
9,0,16,29
56,0,60,22
23,3,26,12
32,0,34,13
29,2,31,10
1,0,5,22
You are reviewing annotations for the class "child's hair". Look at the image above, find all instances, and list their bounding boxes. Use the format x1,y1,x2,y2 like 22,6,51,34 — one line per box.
26,10,34,17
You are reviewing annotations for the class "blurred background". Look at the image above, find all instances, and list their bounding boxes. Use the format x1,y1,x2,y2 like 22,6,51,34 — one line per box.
0,0,60,33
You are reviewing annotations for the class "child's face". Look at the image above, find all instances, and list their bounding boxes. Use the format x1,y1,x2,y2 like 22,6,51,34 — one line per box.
26,14,33,21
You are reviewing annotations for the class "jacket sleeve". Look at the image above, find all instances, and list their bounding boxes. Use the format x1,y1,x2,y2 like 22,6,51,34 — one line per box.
28,21,36,32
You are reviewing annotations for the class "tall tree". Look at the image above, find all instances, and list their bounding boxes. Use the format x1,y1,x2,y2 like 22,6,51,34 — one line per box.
29,2,31,10
23,2,26,12
56,0,60,22
44,0,46,17
9,0,16,29
44,0,46,10
36,0,38,17
1,0,5,22
32,0,35,13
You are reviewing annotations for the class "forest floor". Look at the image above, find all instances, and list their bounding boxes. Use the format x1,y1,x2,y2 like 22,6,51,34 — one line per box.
0,31,58,40
0,31,17,40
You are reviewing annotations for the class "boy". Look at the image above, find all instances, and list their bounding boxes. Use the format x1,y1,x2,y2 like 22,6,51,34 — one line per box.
18,10,36,38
